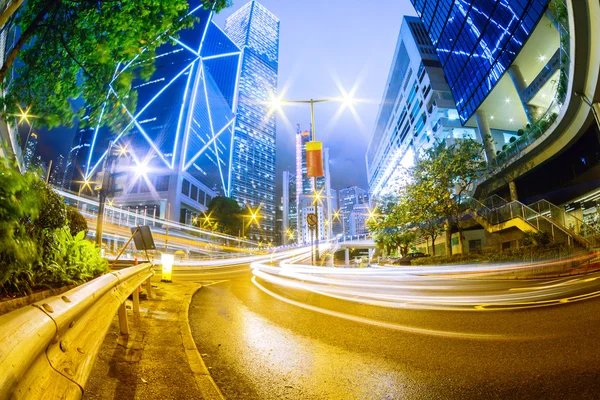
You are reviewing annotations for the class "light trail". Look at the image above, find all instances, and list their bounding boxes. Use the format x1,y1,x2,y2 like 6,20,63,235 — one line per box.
251,276,555,341
251,254,600,311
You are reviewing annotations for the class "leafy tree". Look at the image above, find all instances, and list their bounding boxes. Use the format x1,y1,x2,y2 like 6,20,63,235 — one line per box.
0,0,231,129
201,196,243,236
369,194,416,257
409,139,487,255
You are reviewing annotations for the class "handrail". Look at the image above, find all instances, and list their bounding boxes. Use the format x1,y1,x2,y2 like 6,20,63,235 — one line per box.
528,199,600,247
465,196,591,250
0,263,154,399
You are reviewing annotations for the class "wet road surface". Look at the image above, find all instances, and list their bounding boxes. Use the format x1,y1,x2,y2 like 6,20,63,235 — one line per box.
188,267,600,399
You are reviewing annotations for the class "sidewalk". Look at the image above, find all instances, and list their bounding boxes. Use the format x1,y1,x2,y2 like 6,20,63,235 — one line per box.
84,280,224,400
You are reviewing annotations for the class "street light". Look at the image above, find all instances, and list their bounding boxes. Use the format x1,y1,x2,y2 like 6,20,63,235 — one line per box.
242,204,262,239
269,93,355,262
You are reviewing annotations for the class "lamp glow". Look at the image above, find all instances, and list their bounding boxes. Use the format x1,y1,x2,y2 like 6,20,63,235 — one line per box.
161,253,174,282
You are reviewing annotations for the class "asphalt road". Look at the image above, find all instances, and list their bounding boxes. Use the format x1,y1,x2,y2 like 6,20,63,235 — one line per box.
188,265,600,399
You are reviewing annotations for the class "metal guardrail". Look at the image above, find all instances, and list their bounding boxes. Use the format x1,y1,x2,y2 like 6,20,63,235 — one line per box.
0,263,154,399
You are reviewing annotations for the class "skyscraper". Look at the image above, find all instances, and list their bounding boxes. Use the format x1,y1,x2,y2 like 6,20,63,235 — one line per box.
366,16,478,198
339,186,367,237
281,170,297,244
23,132,38,171
49,154,65,187
225,1,280,242
72,3,245,223
63,119,91,192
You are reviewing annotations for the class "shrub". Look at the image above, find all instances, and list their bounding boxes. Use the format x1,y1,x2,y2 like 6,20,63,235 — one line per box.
517,129,525,136
411,242,572,266
67,207,88,237
0,158,106,296
509,136,516,143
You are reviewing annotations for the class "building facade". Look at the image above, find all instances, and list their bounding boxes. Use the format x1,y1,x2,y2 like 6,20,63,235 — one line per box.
366,16,479,199
68,3,271,226
49,154,65,187
281,170,297,244
338,186,367,236
225,1,280,242
63,119,92,192
23,132,38,171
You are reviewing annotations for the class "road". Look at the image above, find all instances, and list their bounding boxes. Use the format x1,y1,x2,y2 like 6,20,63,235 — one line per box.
188,263,600,399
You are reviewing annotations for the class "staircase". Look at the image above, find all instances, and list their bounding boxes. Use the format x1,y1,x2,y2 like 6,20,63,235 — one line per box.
464,196,594,251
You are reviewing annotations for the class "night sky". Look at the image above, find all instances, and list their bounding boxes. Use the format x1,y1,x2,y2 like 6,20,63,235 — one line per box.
37,0,415,194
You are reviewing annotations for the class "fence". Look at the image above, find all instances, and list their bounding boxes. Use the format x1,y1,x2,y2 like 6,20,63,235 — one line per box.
0,263,154,399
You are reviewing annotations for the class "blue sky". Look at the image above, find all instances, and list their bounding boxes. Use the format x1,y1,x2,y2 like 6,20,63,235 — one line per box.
215,0,416,191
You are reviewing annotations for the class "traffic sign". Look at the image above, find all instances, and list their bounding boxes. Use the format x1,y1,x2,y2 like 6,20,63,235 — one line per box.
307,213,318,227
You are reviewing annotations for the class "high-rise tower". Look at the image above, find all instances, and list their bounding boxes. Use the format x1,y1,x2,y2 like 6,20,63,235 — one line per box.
225,1,280,242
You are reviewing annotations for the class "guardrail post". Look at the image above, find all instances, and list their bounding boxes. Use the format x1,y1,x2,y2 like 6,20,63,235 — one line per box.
133,288,140,314
145,278,152,299
118,302,129,335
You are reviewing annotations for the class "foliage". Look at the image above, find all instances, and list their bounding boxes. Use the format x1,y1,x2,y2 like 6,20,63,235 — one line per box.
0,158,105,296
67,206,88,238
0,0,231,130
409,139,487,254
411,244,573,266
520,231,553,247
200,196,243,235
42,228,108,286
369,194,416,257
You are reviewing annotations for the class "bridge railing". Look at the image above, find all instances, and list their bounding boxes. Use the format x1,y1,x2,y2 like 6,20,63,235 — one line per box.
0,263,154,399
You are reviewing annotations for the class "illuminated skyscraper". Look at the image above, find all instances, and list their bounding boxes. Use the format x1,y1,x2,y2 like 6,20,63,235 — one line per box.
225,1,280,242
410,0,549,123
23,132,38,171
76,3,244,223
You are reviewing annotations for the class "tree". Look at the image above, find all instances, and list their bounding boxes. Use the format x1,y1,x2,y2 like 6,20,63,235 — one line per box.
369,194,416,257
201,196,243,236
409,139,487,255
0,0,231,129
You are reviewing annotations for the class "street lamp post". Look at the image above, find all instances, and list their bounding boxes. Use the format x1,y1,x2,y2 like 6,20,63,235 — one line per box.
272,95,353,263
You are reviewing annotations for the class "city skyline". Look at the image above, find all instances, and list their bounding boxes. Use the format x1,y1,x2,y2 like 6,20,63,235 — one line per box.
33,0,414,194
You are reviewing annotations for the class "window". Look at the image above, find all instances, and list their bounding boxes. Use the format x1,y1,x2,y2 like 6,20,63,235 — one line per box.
191,184,198,201
156,176,169,192
181,179,190,196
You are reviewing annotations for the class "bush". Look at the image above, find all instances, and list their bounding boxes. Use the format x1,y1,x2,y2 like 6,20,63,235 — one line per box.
509,136,516,143
0,159,106,296
411,243,572,266
67,207,88,237
517,129,525,136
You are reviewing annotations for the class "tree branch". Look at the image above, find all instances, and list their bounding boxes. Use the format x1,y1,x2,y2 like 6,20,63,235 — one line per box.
0,0,61,83
0,0,24,32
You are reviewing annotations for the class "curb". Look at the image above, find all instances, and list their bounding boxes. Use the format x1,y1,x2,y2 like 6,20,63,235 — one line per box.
179,286,226,400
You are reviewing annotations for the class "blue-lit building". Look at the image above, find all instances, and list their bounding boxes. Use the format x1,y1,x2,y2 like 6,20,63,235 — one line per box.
75,2,246,224
408,0,563,168
225,1,280,242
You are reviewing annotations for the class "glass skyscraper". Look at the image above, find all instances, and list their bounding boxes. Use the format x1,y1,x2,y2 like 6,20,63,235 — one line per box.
75,2,245,224
225,1,280,242
410,0,549,123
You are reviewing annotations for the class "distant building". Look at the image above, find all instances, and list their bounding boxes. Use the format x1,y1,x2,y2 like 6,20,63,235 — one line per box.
338,186,367,236
349,203,370,236
294,124,333,244
23,132,38,171
49,154,65,187
63,118,91,193
281,170,297,244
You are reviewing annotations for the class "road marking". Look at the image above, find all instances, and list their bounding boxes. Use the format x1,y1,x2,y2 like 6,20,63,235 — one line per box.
201,280,230,287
